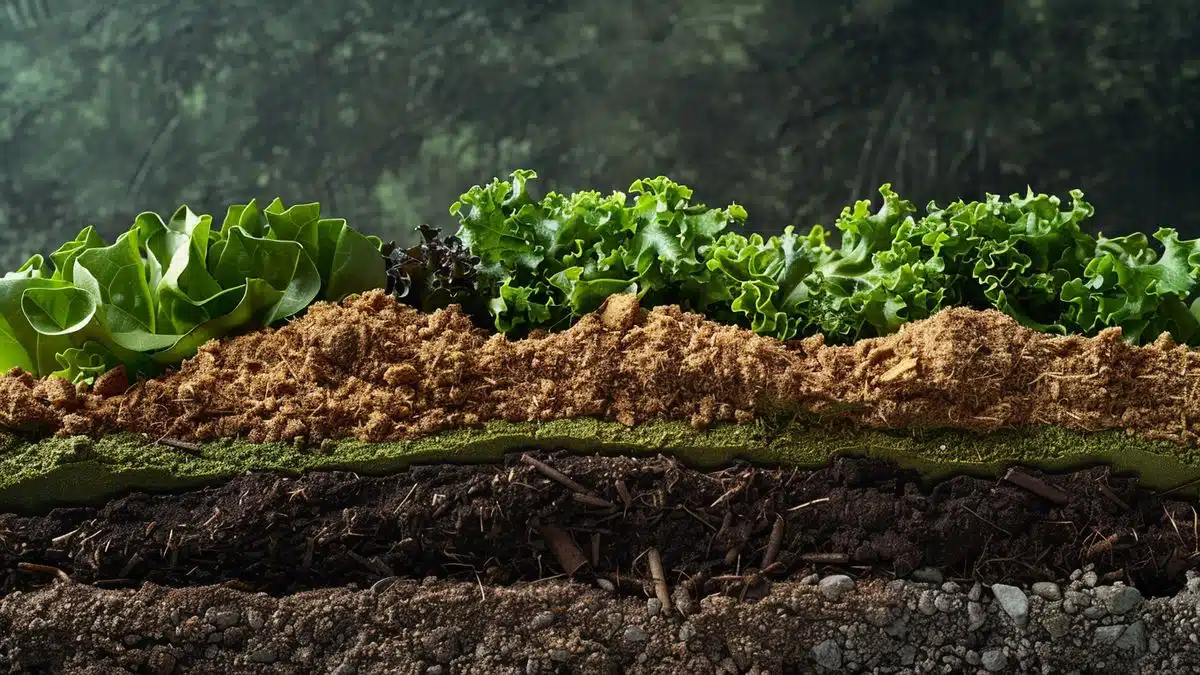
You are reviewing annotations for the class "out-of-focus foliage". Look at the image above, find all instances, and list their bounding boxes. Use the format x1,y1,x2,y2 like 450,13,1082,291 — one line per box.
2,0,1198,272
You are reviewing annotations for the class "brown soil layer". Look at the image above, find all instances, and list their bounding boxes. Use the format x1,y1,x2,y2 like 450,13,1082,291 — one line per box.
2,291,1199,447
4,576,1200,674
3,453,1196,598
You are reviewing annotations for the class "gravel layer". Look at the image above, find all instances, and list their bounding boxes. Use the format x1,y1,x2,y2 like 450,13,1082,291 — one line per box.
4,570,1200,673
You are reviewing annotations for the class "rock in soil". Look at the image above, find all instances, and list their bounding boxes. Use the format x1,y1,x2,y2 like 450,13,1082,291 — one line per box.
3,577,1200,673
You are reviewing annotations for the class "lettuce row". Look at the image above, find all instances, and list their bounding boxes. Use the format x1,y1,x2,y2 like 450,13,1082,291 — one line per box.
0,199,386,383
451,170,1200,345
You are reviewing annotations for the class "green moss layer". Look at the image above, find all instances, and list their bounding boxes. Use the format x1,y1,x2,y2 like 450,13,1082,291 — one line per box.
1,419,1198,513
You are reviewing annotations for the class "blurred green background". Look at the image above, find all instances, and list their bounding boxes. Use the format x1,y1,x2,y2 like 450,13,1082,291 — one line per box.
1,0,1198,270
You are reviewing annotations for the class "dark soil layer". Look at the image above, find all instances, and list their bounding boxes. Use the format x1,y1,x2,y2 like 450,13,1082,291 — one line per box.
3,453,1197,598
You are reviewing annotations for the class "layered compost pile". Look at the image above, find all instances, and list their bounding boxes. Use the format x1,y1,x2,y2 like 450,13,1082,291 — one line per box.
2,173,1200,673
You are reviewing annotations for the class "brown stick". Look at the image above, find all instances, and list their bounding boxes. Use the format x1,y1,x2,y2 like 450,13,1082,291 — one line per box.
762,515,785,569
539,522,589,577
647,547,673,615
522,454,593,495
799,552,850,564
614,480,633,508
572,492,615,508
1003,468,1069,506
17,562,70,582
1097,483,1131,511
156,437,203,454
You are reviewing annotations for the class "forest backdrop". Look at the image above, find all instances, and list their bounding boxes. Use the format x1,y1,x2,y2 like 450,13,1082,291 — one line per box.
1,0,1198,271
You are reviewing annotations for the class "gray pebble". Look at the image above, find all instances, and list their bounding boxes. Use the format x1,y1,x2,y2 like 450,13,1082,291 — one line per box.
968,582,983,602
678,623,696,642
1031,582,1062,601
935,593,962,614
811,638,842,670
967,601,987,632
529,611,555,631
982,649,1008,672
248,648,276,664
426,666,444,675
623,626,648,643
1082,571,1099,587
818,575,856,602
800,573,820,585
1094,585,1142,615
918,590,938,615
1115,621,1148,655
596,578,615,592
646,598,662,617
990,584,1029,627
246,610,264,631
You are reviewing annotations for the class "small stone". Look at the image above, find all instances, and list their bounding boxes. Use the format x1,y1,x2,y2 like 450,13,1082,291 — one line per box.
426,667,445,675
885,617,907,638
646,598,662,617
678,623,696,642
911,567,943,584
596,578,615,592
1083,605,1108,620
246,610,264,631
811,638,842,670
965,650,981,666
967,601,987,631
941,581,961,594
1031,582,1062,601
1095,585,1142,615
623,626,648,643
548,649,570,663
818,575,856,602
981,649,1008,672
800,573,820,585
529,611,555,631
1082,571,1099,587
990,584,1029,627
1095,624,1126,645
935,593,962,614
918,590,938,615
899,644,917,666
248,648,276,664
1040,612,1072,639
968,582,983,602
1115,621,1148,655
1187,572,1200,594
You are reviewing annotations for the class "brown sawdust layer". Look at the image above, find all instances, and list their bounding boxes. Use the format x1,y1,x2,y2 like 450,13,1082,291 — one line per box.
0,290,1195,445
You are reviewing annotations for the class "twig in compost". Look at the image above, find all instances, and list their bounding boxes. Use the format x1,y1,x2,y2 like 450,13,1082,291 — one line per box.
538,521,589,577
1003,468,1069,505
17,562,70,582
154,436,203,455
572,492,615,508
1097,482,1131,511
799,552,850,564
392,483,419,515
647,547,673,615
50,528,80,546
762,515,785,568
961,504,1013,536
788,497,831,512
521,454,594,495
615,480,633,508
